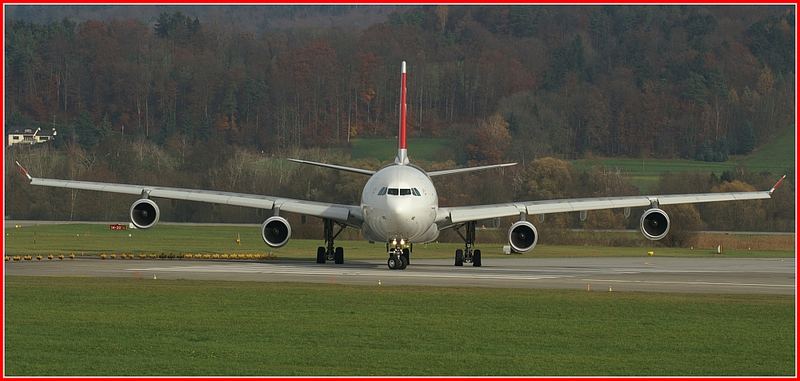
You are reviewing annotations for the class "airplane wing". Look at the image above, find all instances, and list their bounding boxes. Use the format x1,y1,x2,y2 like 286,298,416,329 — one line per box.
15,162,362,226
438,176,785,225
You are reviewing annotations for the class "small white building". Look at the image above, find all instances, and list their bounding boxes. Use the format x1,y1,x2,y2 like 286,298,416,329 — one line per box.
7,128,57,147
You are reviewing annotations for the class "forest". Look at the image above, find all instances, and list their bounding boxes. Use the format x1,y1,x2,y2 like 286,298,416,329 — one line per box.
4,6,795,238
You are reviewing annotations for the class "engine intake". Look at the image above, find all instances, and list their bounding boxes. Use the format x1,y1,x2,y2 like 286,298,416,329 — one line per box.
262,216,291,248
130,199,160,229
508,220,538,253
640,208,670,240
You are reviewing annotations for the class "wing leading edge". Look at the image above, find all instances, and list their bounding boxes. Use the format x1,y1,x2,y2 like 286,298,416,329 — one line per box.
438,177,784,225
16,162,362,226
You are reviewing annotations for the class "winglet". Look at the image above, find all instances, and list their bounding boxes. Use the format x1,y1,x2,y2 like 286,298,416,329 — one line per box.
15,161,33,181
769,175,787,195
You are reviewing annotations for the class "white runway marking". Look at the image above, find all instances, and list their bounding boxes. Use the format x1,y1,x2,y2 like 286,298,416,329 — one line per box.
127,264,575,281
581,278,795,288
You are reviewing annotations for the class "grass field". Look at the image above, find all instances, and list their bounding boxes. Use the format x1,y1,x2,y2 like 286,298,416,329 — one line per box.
5,276,794,376
742,128,797,172
350,138,453,162
4,223,793,258
573,128,795,192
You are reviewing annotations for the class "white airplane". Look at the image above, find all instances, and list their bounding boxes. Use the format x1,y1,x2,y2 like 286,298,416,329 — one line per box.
16,62,786,270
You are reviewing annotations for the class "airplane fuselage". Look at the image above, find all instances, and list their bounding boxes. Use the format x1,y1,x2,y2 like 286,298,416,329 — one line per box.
360,164,439,244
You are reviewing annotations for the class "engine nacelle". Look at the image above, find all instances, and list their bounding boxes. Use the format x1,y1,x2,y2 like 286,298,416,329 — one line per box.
508,220,538,253
130,199,160,229
640,208,670,240
261,216,291,248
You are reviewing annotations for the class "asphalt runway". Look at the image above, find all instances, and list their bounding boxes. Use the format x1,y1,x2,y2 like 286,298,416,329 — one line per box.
5,256,795,295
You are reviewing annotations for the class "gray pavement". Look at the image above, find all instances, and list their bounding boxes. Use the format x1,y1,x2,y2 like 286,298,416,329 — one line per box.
5,256,795,295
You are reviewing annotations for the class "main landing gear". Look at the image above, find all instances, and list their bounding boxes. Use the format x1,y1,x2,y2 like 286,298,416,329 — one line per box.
453,221,481,267
316,219,346,264
386,240,411,270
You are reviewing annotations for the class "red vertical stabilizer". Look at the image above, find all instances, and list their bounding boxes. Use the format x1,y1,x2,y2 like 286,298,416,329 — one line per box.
396,61,409,164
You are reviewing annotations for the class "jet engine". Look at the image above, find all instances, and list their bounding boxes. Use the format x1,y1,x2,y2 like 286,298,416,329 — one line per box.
130,199,160,229
508,220,538,253
261,216,291,248
640,208,670,240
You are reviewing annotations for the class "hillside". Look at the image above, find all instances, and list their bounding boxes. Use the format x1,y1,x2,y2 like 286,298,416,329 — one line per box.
5,6,793,162
5,5,400,31
573,127,795,192
741,127,796,173
349,128,793,192
350,138,455,163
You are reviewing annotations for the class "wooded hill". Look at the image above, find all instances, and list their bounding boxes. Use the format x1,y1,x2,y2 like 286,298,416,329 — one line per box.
6,6,794,160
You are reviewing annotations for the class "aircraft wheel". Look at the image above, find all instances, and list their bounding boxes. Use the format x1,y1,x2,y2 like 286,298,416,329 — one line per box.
401,248,410,265
316,247,326,264
334,247,344,264
454,249,464,266
398,254,408,270
472,249,482,267
387,256,401,270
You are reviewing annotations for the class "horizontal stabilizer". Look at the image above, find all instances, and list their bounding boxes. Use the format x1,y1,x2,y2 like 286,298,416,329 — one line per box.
288,159,375,176
427,162,517,177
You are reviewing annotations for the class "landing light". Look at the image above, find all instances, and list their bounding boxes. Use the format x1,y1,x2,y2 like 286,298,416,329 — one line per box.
392,239,397,245
400,239,405,246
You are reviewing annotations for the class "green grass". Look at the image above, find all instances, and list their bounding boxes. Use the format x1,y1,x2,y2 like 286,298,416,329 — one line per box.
350,138,453,162
742,128,796,172
573,128,795,192
5,276,794,376
4,223,793,258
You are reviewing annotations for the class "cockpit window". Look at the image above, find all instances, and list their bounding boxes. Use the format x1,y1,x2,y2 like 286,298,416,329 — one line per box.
386,187,418,196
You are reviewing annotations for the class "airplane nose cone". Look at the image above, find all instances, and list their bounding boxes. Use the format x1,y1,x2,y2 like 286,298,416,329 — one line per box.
386,199,417,231
388,201,407,216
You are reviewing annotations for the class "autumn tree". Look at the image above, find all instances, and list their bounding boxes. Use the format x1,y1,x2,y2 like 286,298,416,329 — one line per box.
465,113,511,164
704,180,766,231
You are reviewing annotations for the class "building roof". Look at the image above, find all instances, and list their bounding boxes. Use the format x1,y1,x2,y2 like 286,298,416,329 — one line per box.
7,128,57,137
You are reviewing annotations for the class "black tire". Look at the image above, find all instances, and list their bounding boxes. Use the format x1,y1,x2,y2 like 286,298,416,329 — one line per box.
398,254,408,270
387,256,399,270
455,249,464,266
401,248,410,265
316,247,326,264
334,247,344,264
472,249,482,267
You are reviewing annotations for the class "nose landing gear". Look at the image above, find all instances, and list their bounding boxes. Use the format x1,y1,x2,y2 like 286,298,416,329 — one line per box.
386,241,411,270
454,221,482,267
